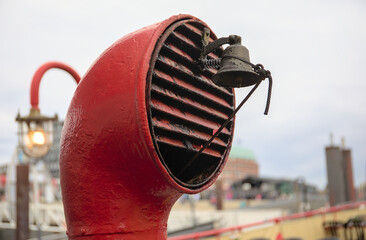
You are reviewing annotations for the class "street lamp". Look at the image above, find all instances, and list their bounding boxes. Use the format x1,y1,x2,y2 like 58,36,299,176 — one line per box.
16,61,80,159
15,61,80,240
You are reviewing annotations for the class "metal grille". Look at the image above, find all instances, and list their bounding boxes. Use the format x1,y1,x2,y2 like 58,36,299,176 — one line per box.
147,20,235,188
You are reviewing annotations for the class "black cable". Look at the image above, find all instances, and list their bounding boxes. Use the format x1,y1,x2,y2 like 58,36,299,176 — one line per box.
264,74,272,115
178,80,263,177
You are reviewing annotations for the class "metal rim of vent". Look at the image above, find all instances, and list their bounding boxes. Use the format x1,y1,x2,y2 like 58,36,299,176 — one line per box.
146,18,235,189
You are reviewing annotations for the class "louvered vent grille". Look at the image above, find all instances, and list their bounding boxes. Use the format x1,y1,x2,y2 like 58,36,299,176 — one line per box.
147,20,235,188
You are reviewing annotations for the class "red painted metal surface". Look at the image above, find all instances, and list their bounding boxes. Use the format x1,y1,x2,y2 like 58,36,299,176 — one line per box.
60,15,234,240
30,62,80,110
168,201,366,240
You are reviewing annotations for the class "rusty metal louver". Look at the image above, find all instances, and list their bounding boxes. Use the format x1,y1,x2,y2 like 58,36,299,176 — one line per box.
147,19,235,188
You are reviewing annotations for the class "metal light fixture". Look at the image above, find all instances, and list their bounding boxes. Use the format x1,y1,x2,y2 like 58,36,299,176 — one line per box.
15,61,80,159
14,61,80,239
15,108,56,240
16,108,57,158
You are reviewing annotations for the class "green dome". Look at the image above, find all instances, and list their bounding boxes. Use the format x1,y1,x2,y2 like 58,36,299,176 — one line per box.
228,146,256,161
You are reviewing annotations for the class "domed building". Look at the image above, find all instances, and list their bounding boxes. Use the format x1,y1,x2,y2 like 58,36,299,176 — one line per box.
220,146,259,184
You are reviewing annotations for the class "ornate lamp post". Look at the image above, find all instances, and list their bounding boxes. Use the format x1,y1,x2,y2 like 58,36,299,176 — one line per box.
15,61,80,240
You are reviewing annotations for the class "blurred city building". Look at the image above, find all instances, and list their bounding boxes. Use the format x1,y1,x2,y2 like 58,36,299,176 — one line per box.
220,146,259,184
229,176,325,213
231,176,317,200
325,138,356,206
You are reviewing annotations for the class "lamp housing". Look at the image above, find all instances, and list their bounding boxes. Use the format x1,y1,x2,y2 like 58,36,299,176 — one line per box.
16,108,57,158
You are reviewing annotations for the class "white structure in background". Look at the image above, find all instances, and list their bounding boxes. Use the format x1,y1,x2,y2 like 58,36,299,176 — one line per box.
0,147,65,232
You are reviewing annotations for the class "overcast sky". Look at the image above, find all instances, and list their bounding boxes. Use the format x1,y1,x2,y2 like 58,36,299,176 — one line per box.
0,0,365,189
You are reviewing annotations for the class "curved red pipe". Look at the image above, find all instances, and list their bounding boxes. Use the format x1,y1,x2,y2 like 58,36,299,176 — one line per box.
60,15,225,240
30,62,81,110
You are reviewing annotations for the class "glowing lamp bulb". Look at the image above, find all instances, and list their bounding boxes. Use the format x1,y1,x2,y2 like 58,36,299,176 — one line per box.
30,130,45,145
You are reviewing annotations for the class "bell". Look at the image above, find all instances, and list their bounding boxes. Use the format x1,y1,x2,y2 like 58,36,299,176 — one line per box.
213,44,260,88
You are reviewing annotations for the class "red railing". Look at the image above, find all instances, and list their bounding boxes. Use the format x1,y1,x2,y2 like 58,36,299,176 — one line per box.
168,201,366,240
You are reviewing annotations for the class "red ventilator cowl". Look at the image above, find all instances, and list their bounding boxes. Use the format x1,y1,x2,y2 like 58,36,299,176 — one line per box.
60,14,235,240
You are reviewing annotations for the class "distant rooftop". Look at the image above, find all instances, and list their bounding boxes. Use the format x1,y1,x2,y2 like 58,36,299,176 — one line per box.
229,146,256,161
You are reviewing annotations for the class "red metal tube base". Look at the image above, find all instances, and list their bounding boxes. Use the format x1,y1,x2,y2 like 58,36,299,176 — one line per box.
60,15,233,240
